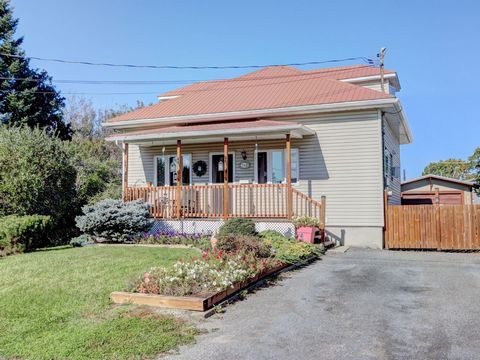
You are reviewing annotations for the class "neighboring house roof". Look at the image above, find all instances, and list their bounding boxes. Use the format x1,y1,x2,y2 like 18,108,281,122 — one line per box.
107,119,315,143
106,65,393,124
401,174,478,188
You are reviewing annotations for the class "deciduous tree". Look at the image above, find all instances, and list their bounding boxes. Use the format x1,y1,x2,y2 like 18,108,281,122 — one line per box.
422,159,471,180
0,126,77,240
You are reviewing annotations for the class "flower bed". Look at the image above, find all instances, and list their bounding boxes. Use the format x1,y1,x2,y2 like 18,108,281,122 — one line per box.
137,230,211,250
111,258,289,312
130,249,283,298
112,220,323,312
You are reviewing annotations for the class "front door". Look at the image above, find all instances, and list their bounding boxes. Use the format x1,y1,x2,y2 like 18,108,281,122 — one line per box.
210,153,234,215
211,154,234,183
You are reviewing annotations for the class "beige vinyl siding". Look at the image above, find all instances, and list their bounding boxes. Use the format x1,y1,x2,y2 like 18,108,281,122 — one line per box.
128,144,148,186
127,110,385,227
383,117,401,204
287,111,384,227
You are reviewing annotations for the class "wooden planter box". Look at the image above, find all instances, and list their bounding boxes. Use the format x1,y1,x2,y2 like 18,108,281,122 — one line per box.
111,262,292,312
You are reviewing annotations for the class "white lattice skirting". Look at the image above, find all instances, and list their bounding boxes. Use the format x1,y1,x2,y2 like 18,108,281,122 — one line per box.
151,219,295,238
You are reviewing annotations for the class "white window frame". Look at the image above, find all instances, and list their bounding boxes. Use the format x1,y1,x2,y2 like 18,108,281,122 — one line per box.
254,148,299,184
208,152,236,184
153,154,192,186
384,148,391,179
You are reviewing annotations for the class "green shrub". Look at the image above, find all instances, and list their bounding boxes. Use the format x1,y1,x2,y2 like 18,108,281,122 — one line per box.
196,236,212,252
67,138,122,206
216,234,272,258
258,230,290,241
75,199,153,242
260,230,323,264
0,215,52,255
0,127,77,240
217,218,256,237
70,234,91,247
292,216,320,228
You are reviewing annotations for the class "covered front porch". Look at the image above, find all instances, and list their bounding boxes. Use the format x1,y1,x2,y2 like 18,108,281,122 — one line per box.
111,119,325,226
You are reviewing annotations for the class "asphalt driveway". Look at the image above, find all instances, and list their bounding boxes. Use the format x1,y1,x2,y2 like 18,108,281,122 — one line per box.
165,249,480,360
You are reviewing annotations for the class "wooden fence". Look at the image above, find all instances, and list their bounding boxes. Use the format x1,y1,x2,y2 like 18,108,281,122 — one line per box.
385,204,480,250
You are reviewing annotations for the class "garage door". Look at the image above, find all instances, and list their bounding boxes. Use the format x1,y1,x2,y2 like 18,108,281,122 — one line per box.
401,192,462,205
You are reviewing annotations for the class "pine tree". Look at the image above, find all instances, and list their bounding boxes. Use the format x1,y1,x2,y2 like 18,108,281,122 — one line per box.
0,0,71,140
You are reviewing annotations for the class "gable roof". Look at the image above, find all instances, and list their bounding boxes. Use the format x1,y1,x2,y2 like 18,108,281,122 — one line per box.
161,65,394,97
402,174,478,188
107,65,393,124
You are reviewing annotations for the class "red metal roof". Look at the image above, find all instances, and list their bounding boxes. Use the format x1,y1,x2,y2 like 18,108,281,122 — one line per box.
108,65,393,124
107,119,308,141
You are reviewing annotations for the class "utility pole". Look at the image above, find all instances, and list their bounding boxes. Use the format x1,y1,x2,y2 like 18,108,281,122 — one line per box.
378,47,386,93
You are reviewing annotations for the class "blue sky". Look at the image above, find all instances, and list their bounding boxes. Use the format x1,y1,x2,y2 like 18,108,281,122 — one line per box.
10,0,480,177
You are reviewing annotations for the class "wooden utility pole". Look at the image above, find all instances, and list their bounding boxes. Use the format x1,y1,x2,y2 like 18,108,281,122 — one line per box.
285,134,293,219
122,143,129,202
176,140,182,218
223,138,229,220
379,47,386,93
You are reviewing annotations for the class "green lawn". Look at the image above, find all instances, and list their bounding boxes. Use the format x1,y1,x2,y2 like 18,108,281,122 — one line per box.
0,246,199,360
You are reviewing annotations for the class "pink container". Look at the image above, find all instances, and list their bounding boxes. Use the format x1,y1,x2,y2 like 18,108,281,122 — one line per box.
296,226,318,243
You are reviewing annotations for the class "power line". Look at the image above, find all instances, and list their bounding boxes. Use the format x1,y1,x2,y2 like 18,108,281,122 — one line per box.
0,64,383,96
0,52,375,70
0,64,379,87
0,65,381,96
0,89,160,95
0,80,390,100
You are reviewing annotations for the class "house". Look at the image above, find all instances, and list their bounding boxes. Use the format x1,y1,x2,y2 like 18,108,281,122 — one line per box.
103,64,412,248
401,174,477,205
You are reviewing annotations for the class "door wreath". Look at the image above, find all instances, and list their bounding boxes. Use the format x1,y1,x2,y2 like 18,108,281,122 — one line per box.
193,160,207,177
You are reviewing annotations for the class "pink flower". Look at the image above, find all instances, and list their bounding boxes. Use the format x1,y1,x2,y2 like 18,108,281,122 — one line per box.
143,272,150,284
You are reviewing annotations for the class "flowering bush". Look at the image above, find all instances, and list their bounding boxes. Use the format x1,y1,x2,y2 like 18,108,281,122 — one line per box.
131,249,282,297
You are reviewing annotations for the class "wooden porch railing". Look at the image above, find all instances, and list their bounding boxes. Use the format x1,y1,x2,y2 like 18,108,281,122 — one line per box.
125,184,325,227
292,188,326,228
229,183,288,218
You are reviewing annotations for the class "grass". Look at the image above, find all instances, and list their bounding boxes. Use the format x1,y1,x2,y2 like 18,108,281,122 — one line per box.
0,246,200,360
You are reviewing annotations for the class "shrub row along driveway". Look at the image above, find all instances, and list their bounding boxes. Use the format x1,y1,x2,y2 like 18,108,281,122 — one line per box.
166,249,480,360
